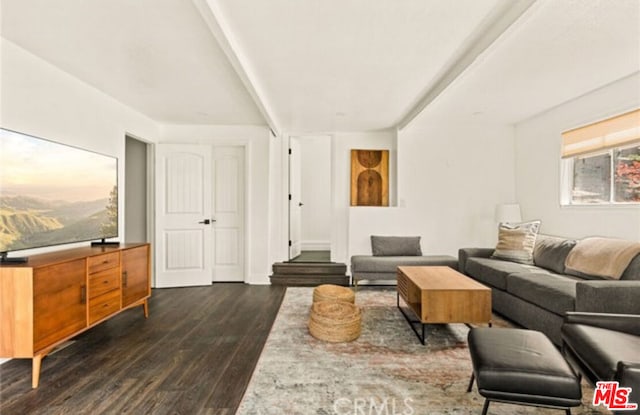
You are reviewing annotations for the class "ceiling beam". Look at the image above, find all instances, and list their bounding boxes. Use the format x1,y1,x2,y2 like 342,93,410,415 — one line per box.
192,0,280,136
396,0,537,131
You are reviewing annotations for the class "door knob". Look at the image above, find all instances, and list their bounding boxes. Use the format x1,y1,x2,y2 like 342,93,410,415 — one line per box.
299,202,304,207
199,219,211,225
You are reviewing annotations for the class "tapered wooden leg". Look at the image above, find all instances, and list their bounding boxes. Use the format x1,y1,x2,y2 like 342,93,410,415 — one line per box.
143,299,149,318
32,354,43,388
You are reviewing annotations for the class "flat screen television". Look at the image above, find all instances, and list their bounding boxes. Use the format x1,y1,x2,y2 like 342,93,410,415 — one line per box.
0,128,118,261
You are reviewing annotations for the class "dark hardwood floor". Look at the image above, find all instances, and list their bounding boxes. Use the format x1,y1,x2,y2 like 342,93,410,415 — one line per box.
0,284,286,415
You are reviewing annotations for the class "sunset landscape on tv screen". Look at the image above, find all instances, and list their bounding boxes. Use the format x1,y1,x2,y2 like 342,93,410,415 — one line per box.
0,128,118,252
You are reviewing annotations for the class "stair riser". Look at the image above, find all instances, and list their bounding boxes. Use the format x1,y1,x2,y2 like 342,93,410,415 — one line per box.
270,275,350,286
272,265,347,275
270,261,349,286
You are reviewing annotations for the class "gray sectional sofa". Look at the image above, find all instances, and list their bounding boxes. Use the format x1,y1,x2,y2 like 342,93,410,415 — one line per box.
351,235,458,286
459,235,640,346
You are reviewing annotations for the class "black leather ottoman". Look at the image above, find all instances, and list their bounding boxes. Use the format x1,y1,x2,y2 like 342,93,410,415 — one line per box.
467,328,582,414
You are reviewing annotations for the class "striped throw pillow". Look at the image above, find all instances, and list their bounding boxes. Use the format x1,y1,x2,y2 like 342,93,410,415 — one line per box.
492,220,541,265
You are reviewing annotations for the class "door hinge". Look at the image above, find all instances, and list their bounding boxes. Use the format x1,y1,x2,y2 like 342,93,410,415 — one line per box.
288,194,292,201
288,240,292,247
288,148,292,155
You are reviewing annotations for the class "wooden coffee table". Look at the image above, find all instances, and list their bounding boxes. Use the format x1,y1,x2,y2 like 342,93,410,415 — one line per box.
397,266,491,344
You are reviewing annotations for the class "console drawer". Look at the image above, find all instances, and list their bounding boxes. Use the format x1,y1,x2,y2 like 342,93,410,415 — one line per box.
89,289,121,324
88,252,120,274
89,268,120,299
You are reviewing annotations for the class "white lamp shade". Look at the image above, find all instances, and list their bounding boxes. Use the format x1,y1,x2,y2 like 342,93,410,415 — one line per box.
495,203,522,224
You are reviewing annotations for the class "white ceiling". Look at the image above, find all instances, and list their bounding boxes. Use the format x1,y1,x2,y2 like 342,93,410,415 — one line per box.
1,0,639,133
414,0,640,126
0,0,265,125
210,0,500,132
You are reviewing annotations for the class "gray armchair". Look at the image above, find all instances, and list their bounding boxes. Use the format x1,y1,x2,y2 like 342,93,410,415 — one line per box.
561,312,640,414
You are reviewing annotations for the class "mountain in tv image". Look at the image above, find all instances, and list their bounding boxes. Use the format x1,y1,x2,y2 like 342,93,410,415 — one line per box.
0,187,117,252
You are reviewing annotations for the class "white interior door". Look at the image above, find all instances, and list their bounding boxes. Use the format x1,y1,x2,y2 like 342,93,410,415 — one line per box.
212,146,245,282
289,137,302,259
155,144,213,287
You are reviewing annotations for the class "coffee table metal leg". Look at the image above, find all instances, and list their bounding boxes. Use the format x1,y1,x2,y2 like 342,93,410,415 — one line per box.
397,292,427,345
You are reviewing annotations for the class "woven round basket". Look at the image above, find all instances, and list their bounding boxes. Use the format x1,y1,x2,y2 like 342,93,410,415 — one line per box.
308,301,361,343
313,284,355,304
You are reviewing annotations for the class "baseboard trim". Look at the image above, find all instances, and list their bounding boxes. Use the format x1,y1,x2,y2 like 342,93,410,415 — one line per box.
247,273,270,285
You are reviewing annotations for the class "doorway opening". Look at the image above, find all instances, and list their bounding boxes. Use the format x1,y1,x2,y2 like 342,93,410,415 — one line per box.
125,135,151,244
288,135,332,262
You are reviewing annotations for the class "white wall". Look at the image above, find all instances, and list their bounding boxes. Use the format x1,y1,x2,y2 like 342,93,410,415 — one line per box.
515,73,640,240
347,121,517,260
1,39,275,285
331,131,398,263
399,120,517,252
299,136,331,250
0,38,160,256
158,124,272,284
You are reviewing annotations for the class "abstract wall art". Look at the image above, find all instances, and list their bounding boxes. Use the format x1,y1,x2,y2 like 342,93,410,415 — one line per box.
350,149,389,206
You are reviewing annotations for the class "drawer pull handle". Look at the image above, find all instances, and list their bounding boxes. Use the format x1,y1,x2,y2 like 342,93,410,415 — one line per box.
102,260,109,264
123,271,128,287
103,280,109,284
80,285,86,304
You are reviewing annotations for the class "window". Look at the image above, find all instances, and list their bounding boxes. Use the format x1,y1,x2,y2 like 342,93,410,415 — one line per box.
570,152,611,203
561,109,640,205
614,144,640,202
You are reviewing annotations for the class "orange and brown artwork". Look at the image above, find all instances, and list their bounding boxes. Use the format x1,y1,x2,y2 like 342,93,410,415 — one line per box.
350,149,389,206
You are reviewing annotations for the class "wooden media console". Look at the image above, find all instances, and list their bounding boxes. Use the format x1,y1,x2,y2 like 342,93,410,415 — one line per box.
0,243,151,388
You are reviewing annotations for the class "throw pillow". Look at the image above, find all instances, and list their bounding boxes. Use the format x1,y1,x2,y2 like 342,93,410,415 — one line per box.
533,235,577,274
492,220,541,265
371,235,422,256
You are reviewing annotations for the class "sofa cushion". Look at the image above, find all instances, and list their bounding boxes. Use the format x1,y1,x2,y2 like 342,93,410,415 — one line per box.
533,235,576,274
507,273,576,316
562,324,640,380
575,281,640,314
621,254,640,281
371,236,422,256
351,255,457,273
465,257,545,290
492,220,541,265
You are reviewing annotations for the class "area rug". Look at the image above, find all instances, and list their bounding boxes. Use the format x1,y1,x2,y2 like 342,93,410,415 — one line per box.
237,287,609,415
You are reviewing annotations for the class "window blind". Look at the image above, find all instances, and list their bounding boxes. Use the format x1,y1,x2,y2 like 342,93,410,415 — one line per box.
561,108,640,158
